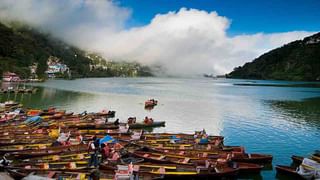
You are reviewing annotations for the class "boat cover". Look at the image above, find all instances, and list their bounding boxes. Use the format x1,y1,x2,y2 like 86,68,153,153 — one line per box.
297,158,320,179
100,135,117,144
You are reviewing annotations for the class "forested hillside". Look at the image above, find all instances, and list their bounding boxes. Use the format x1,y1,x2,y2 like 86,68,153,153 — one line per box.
228,32,320,81
0,22,152,79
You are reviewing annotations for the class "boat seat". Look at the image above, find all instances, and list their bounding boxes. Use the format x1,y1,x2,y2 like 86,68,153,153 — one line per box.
158,155,165,160
114,174,133,180
117,165,129,171
115,165,134,180
182,158,190,164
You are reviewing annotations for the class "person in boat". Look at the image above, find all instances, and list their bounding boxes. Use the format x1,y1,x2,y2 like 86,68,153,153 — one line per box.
89,169,100,180
127,117,136,124
114,118,120,126
81,110,87,116
88,136,100,167
146,117,154,125
144,116,153,124
105,117,109,124
0,154,10,166
63,137,71,146
108,149,120,161
76,133,84,144
100,143,110,161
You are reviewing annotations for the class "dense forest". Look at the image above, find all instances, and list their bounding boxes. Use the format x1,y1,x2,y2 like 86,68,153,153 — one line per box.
0,22,152,79
227,32,320,81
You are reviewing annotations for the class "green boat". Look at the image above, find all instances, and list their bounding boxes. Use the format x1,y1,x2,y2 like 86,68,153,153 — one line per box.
129,121,165,129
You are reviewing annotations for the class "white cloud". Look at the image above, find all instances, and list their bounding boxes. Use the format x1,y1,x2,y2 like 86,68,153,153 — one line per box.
0,1,314,76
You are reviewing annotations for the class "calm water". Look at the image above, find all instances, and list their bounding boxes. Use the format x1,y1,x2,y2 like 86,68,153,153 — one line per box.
1,77,320,179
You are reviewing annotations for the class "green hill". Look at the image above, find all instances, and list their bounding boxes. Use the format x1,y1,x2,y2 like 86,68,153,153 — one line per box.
0,22,152,79
227,32,320,81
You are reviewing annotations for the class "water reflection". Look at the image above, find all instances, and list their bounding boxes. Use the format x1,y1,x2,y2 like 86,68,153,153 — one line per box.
0,87,93,110
267,97,320,128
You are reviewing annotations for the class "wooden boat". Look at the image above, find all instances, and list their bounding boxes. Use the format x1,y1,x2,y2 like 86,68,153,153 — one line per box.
234,162,263,174
129,121,165,129
96,110,116,118
101,162,238,179
7,167,156,180
131,151,198,165
145,99,158,107
0,143,53,153
0,138,55,146
9,144,87,159
292,155,304,165
142,132,223,140
78,128,130,136
275,165,304,179
135,144,271,164
292,154,320,165
66,123,119,130
231,153,273,164
18,152,90,164
6,160,92,172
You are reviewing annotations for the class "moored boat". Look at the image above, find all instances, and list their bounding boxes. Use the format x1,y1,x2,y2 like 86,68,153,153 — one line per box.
129,121,165,129
275,165,304,179
145,99,158,108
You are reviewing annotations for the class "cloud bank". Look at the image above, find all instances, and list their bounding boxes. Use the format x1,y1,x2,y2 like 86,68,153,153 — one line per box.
0,0,313,76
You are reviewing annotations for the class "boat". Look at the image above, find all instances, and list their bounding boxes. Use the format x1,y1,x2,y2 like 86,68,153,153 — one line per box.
101,161,239,179
141,132,223,141
234,162,263,174
129,121,165,129
292,155,304,165
145,99,158,108
9,144,87,159
292,154,320,165
97,110,116,118
275,165,304,179
0,138,55,146
0,143,53,154
131,150,196,165
13,152,90,165
5,160,93,172
230,152,273,164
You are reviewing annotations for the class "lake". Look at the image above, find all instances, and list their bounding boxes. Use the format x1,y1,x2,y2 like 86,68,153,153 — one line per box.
1,77,320,179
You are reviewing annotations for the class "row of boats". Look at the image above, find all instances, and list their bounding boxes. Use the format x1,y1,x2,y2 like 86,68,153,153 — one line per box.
0,100,276,179
0,88,37,94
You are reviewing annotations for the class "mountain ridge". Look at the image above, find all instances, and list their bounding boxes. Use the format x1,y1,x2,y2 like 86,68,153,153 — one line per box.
227,32,320,81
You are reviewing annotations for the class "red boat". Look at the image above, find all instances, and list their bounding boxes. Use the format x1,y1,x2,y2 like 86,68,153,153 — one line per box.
145,99,158,107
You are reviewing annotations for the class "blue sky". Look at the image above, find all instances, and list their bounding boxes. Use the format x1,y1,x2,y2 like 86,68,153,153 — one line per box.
118,0,320,35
